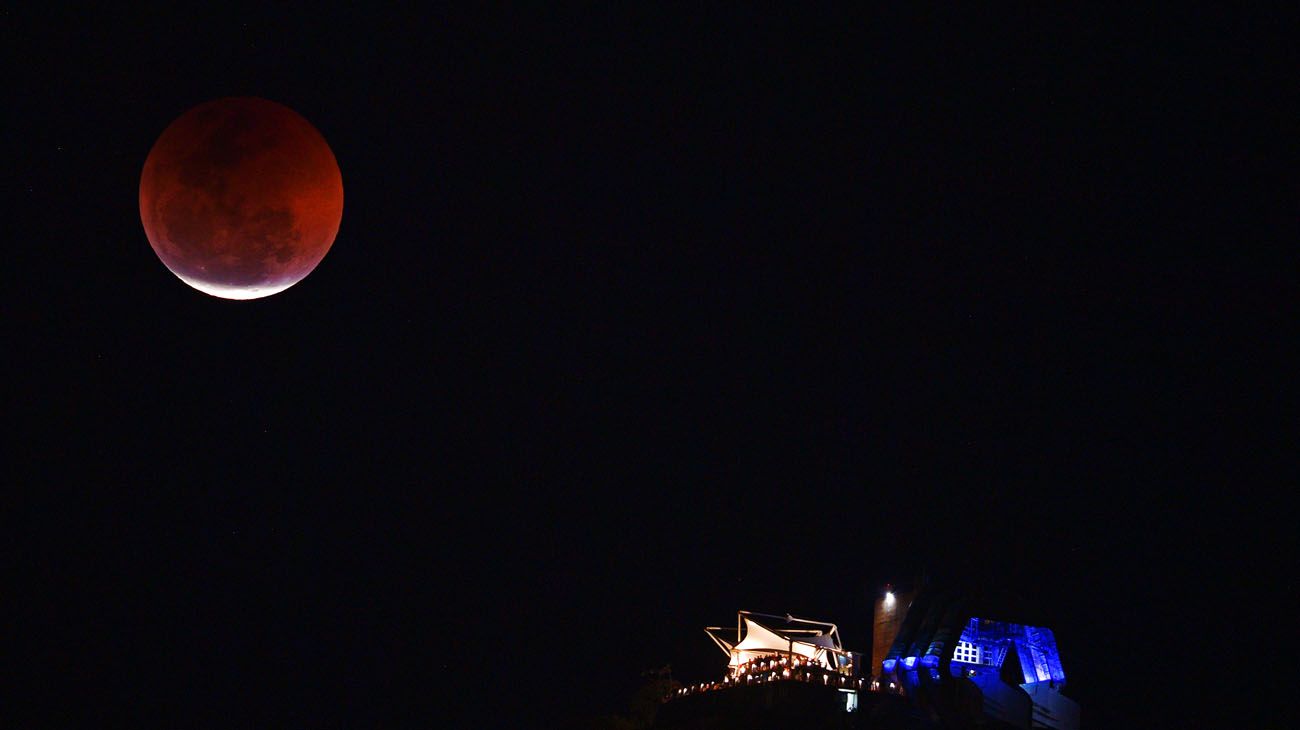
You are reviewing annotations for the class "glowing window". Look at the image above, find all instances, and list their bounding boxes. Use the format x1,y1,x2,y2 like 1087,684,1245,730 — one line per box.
953,641,981,664
843,690,858,712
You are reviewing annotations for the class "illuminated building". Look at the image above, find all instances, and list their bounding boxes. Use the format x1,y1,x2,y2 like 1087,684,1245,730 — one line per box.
658,610,867,728
705,610,858,681
656,598,1080,729
871,583,912,679
873,589,1080,730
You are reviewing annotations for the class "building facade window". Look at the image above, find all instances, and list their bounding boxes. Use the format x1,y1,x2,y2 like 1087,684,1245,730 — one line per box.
953,641,981,664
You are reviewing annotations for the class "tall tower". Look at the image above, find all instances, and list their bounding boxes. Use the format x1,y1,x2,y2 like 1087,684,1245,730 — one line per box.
871,584,912,676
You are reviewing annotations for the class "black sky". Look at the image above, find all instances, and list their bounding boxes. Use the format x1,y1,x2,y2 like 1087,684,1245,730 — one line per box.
8,6,1290,729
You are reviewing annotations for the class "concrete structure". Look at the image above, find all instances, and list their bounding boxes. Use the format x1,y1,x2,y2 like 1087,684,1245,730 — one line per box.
872,589,1080,730
658,596,1080,729
871,585,913,681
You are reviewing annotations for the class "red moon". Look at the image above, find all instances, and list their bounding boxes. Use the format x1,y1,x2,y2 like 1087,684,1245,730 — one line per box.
139,98,343,299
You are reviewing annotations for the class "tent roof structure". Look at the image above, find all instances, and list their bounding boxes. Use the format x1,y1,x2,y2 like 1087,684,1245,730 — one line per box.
705,611,846,668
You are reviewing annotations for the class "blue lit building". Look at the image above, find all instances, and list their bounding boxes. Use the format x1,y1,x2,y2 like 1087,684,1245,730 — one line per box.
656,604,1080,729
950,617,1066,685
944,617,1077,729
874,591,1080,730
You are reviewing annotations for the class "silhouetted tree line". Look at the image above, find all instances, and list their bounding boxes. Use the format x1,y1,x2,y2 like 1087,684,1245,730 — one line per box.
570,665,678,730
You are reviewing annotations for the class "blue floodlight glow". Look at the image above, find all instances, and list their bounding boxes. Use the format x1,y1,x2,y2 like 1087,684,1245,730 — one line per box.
919,655,940,669
881,658,897,674
901,656,918,670
955,618,1067,687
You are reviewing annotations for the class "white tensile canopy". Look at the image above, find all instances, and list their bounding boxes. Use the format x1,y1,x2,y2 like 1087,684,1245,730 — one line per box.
706,612,847,672
731,618,824,666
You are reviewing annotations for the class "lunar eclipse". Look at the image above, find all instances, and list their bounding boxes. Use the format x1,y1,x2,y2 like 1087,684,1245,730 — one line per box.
139,97,343,299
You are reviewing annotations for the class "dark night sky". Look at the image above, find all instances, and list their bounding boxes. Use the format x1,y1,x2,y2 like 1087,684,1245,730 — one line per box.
8,6,1290,729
